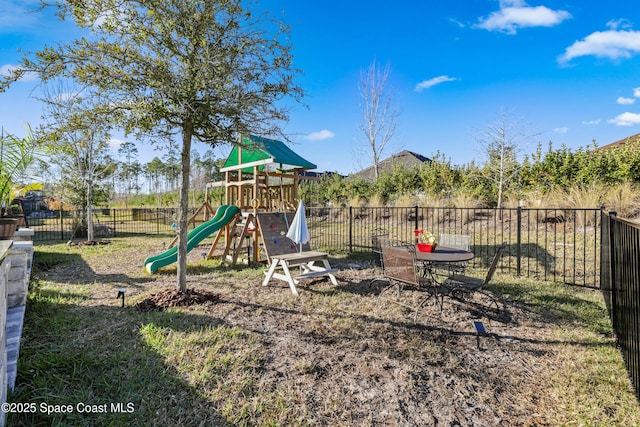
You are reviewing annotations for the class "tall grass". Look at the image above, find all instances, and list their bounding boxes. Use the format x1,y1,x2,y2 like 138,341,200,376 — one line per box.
604,182,640,219
368,193,386,220
524,182,640,216
533,183,606,226
416,194,445,224
393,194,416,222
450,192,478,224
347,195,364,209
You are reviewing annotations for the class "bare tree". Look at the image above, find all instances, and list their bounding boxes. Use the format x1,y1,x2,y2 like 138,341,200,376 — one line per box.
476,108,534,209
357,60,398,179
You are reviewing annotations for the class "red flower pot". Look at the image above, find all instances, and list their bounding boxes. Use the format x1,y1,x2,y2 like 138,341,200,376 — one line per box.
416,243,436,253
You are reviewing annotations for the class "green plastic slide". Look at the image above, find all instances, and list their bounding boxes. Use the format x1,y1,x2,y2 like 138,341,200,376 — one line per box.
144,204,240,273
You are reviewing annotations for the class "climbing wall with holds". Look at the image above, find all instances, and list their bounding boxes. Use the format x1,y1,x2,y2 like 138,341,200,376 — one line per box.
256,211,310,263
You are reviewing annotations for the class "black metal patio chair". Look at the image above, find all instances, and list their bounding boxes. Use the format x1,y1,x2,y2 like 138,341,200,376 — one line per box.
443,243,506,304
379,243,444,319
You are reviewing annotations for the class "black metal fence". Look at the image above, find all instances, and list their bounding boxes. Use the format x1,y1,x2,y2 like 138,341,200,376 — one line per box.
33,206,640,394
307,206,601,288
27,205,601,288
600,209,640,398
26,208,192,241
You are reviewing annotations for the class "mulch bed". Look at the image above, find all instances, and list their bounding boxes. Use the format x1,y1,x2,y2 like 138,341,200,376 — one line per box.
135,288,221,312
74,240,112,246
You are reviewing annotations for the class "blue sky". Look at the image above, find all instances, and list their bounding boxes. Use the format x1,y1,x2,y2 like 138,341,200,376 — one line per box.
2,0,640,175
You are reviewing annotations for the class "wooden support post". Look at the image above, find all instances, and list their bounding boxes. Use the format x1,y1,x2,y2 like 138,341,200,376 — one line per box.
292,169,298,203
206,225,226,259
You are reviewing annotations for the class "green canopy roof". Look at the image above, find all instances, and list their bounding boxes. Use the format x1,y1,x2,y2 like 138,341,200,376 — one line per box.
223,135,316,172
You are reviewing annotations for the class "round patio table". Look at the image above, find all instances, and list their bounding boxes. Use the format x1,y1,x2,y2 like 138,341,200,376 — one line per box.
413,245,474,263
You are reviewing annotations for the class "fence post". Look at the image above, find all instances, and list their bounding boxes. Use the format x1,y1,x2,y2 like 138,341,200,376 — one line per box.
112,208,117,237
348,206,353,253
609,211,618,329
156,208,160,235
414,205,419,232
59,208,64,241
516,206,522,276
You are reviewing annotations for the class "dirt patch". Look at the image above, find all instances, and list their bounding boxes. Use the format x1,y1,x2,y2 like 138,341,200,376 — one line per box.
32,237,636,426
135,288,220,311
74,240,112,247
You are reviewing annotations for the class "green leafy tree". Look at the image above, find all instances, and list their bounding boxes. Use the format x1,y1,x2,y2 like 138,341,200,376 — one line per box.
344,176,374,201
3,0,303,291
60,161,115,209
530,142,589,190
583,138,640,184
453,161,485,201
117,141,141,208
37,83,116,241
318,173,349,205
162,139,181,192
144,157,166,204
374,164,422,200
519,142,546,191
417,152,458,197
615,137,640,182
191,149,222,206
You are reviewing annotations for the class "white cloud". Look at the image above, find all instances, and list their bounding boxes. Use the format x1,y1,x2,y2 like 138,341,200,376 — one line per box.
582,119,601,125
559,29,640,63
448,18,465,29
608,112,640,126
306,130,334,141
618,96,636,105
0,64,15,77
54,92,81,103
0,64,37,82
634,87,640,97
415,75,457,92
500,0,526,6
607,19,633,31
476,1,571,35
109,137,125,150
0,1,40,30
554,127,569,134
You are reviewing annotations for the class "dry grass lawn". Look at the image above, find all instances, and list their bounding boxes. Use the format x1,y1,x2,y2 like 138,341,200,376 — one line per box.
8,236,640,426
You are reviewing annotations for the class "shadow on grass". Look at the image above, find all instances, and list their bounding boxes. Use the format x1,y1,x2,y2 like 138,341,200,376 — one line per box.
469,243,558,280
489,281,612,336
222,278,615,353
8,291,234,427
10,273,620,426
312,272,615,350
152,260,264,277
32,248,155,289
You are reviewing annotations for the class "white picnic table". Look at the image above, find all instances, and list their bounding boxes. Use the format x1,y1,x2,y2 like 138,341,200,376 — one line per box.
261,250,338,296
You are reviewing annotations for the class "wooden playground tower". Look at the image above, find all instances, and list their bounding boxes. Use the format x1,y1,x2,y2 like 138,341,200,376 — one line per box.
190,134,317,265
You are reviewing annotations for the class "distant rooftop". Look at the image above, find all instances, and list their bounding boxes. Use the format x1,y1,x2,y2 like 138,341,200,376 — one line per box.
596,133,640,151
352,150,431,181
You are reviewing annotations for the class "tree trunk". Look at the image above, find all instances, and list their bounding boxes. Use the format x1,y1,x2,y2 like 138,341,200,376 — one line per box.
87,180,94,242
373,152,380,180
177,121,193,292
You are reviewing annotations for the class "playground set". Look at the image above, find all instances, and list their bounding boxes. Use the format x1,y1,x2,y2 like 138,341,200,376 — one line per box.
144,134,320,274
